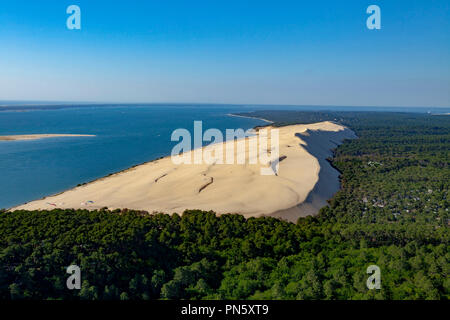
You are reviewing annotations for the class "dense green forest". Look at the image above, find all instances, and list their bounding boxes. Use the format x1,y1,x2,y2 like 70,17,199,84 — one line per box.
0,111,448,300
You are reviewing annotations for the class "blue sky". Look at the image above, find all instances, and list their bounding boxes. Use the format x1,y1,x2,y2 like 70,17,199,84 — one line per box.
0,0,449,107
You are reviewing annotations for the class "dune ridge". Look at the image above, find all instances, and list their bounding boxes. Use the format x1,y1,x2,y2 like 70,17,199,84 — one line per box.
13,122,356,221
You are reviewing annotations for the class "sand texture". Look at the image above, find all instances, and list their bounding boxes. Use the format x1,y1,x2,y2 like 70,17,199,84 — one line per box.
13,122,356,222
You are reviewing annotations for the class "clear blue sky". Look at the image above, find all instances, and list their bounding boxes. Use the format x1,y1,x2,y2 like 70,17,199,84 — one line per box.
0,0,449,107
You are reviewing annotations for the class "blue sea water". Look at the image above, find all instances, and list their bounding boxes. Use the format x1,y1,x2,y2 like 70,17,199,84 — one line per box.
0,105,267,209
0,104,448,209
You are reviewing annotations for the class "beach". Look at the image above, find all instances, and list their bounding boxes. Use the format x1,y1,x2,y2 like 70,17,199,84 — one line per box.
0,134,95,141
13,122,356,222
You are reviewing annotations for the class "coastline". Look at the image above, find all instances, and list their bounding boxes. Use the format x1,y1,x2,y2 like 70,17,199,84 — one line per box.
12,121,356,222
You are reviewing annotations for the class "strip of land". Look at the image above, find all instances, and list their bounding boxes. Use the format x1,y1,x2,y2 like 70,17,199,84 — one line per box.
0,134,95,141
226,113,274,124
13,122,355,222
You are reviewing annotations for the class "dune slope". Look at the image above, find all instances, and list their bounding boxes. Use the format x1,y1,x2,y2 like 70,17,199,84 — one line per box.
13,122,356,221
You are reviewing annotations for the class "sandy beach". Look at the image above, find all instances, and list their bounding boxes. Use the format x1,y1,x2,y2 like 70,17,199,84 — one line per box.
0,134,95,141
13,122,356,222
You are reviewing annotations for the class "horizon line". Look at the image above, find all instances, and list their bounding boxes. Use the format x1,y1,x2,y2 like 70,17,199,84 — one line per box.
0,100,449,109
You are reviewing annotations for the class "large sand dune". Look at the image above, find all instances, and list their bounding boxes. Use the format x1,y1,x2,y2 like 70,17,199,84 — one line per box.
13,122,356,222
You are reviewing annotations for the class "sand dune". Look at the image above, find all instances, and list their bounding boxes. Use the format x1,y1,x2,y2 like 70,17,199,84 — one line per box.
0,134,95,141
13,122,356,222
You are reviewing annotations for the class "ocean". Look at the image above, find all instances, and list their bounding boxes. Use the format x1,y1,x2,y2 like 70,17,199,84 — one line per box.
0,104,448,209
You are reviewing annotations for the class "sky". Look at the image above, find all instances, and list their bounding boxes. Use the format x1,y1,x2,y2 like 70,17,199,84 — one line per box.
0,0,449,107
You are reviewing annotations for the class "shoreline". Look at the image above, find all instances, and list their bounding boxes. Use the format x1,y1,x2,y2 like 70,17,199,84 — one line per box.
7,115,266,209
12,121,356,222
0,134,96,141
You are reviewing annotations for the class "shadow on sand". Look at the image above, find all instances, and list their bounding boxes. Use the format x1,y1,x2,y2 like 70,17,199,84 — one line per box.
269,127,356,223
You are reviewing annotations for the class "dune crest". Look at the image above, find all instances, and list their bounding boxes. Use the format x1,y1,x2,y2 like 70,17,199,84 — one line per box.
13,122,356,221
